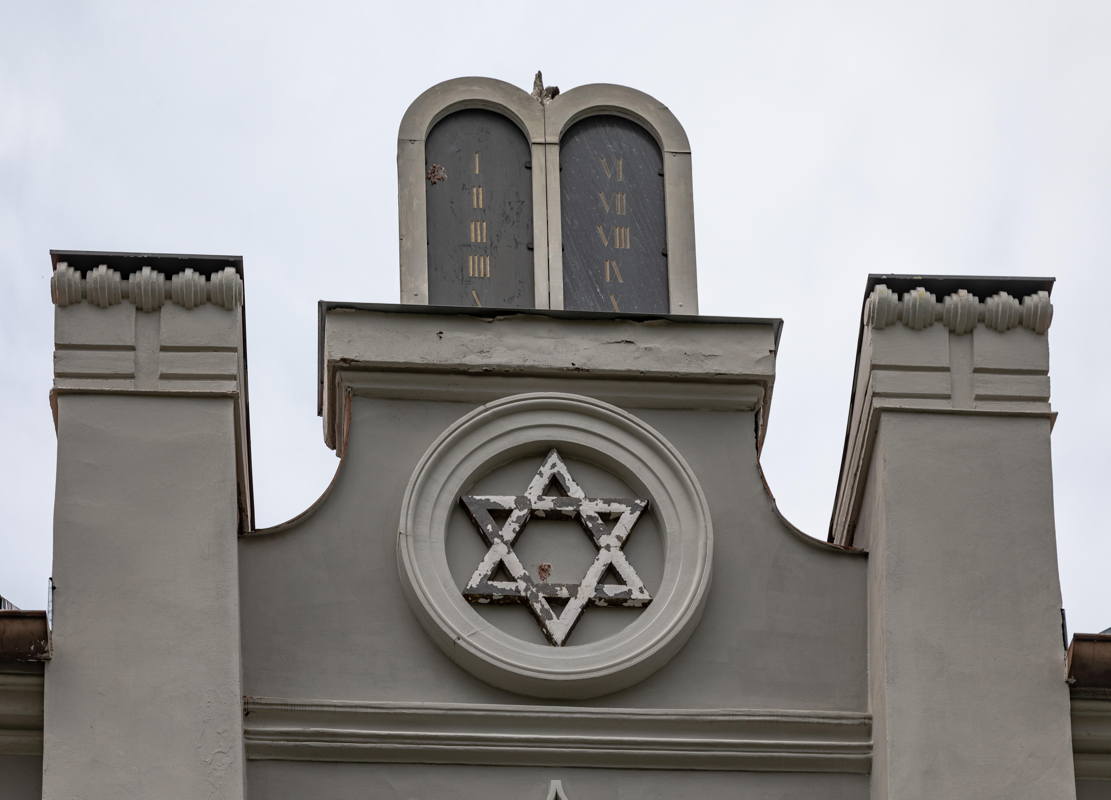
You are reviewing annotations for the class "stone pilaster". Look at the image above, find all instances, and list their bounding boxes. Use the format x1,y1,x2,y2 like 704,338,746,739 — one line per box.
832,277,1076,799
42,252,249,800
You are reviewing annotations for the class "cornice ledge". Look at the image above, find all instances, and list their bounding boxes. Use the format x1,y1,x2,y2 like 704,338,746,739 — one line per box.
865,284,1052,335
51,263,244,311
242,697,872,773
1072,697,1111,779
0,671,44,756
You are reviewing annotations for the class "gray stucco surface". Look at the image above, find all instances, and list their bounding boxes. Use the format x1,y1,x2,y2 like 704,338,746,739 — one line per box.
0,755,41,799
42,395,246,799
858,410,1076,799
240,391,866,711
246,761,868,799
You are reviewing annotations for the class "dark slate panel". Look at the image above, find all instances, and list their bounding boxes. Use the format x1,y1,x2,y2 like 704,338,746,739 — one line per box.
425,110,534,309
560,116,668,313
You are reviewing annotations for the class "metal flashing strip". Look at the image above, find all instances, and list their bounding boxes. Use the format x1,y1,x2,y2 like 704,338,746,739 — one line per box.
243,698,872,773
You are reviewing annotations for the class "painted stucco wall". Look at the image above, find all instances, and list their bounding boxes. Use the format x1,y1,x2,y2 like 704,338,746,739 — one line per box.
240,395,865,710
239,373,866,795
42,394,246,799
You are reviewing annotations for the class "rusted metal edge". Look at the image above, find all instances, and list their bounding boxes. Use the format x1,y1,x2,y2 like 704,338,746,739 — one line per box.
1068,633,1111,694
0,611,50,663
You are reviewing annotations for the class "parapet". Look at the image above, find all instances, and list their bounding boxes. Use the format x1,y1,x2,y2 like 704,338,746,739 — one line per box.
830,273,1055,546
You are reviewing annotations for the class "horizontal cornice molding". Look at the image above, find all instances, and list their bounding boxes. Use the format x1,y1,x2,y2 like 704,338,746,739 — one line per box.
51,263,244,311
1072,697,1111,780
319,304,779,451
0,671,43,756
865,284,1052,335
243,697,872,774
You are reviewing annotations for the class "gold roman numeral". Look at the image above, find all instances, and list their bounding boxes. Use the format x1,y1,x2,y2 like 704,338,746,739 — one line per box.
471,289,482,306
598,192,626,214
469,220,488,243
467,255,490,278
474,152,480,174
599,157,624,181
472,186,484,209
596,225,631,248
609,294,620,311
604,260,624,283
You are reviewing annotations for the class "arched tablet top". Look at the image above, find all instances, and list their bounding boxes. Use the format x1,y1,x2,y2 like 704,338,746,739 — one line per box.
546,83,691,153
398,76,545,143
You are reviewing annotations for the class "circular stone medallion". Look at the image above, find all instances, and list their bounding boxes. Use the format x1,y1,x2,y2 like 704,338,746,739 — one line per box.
397,392,712,698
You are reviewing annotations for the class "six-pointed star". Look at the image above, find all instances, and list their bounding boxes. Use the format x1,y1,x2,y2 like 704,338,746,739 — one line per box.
460,449,652,646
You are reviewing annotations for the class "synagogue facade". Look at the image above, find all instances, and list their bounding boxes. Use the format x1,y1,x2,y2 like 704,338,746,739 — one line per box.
0,76,1108,799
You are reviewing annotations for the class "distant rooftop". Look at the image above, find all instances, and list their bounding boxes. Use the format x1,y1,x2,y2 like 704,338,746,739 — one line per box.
0,595,18,611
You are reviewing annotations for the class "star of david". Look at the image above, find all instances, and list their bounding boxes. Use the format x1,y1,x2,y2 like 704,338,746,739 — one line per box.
460,449,652,646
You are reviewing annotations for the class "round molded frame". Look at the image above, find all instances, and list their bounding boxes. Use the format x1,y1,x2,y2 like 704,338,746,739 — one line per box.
397,392,713,698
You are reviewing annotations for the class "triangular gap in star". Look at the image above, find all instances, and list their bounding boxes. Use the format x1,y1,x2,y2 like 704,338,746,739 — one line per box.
489,563,515,583
487,507,513,529
537,470,573,498
546,596,569,617
598,562,626,587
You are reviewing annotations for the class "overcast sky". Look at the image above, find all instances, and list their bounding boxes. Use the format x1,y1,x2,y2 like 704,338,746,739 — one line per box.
3,2,1108,635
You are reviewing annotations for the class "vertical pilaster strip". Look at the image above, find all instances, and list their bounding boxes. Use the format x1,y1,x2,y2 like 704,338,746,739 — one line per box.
834,278,1074,799
865,411,1075,799
43,256,248,800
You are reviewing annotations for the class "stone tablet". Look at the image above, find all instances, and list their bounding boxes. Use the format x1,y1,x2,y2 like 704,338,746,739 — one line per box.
559,115,668,313
425,110,534,308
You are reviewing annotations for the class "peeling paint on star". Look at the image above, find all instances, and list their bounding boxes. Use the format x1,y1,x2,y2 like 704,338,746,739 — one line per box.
460,449,652,646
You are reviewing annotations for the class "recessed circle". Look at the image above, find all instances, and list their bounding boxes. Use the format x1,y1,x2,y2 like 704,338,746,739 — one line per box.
397,392,712,698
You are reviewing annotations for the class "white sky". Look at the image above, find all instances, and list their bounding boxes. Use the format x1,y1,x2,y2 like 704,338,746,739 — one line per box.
3,2,1108,635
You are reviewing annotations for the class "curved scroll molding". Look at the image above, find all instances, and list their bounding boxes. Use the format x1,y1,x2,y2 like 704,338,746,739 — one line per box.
50,263,243,310
865,284,1052,334
397,77,548,308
